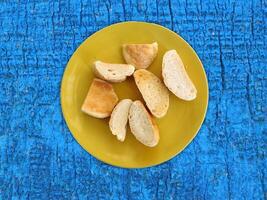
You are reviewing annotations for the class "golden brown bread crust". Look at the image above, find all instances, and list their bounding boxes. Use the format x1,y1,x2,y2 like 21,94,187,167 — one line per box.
81,78,119,118
122,42,158,69
149,115,160,146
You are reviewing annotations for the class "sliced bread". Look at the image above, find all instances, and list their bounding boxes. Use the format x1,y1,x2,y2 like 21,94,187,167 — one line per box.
122,42,158,69
128,100,159,147
94,61,135,83
134,69,169,118
162,50,197,101
109,99,133,141
81,78,119,118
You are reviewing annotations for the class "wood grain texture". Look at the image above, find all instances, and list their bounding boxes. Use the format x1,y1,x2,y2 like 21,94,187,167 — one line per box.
0,0,266,199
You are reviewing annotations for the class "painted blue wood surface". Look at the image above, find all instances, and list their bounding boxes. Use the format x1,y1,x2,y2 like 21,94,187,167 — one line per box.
0,0,266,199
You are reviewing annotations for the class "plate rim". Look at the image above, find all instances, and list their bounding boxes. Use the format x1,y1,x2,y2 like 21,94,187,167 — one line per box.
60,21,209,169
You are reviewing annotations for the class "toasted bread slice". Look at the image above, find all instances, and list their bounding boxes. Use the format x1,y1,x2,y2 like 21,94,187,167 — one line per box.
128,101,159,147
94,61,135,83
162,50,197,101
122,42,158,69
134,69,169,118
109,99,133,141
81,78,118,118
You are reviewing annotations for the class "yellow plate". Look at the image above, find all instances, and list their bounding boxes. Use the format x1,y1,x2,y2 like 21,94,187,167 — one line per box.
61,22,208,168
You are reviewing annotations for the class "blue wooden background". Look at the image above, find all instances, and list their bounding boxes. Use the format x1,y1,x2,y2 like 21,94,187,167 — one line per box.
0,0,266,199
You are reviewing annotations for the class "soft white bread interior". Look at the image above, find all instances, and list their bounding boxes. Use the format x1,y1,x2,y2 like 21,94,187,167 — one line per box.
81,78,119,118
122,42,158,69
94,61,135,83
134,69,169,118
109,99,133,141
162,50,197,101
128,100,159,147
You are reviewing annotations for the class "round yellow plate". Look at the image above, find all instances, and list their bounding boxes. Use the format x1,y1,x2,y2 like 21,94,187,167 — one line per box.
61,22,208,168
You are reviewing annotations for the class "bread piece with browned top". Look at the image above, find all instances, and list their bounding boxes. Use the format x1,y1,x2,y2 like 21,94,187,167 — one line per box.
122,42,158,69
81,78,118,118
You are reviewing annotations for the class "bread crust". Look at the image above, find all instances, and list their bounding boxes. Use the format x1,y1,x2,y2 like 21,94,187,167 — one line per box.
81,78,119,118
122,42,158,69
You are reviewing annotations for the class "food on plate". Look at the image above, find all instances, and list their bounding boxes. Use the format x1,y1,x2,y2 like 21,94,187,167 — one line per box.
109,99,133,142
128,100,159,147
162,50,197,101
80,43,198,146
94,61,135,83
134,69,169,118
81,78,118,118
122,42,158,69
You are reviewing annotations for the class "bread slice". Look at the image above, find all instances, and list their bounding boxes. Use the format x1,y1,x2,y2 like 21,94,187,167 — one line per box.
81,78,119,118
109,99,133,141
134,69,169,118
128,101,159,147
122,42,158,69
162,50,197,101
94,61,135,83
